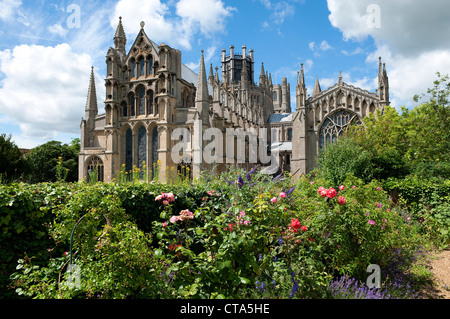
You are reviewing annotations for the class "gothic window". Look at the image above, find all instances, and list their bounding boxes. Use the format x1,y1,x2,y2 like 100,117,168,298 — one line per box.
138,126,147,178
129,93,135,116
131,59,136,78
273,92,277,101
287,128,292,141
148,90,154,114
139,57,145,77
87,156,104,182
148,55,153,75
319,110,361,149
125,128,133,172
151,127,159,178
138,86,145,115
121,101,127,117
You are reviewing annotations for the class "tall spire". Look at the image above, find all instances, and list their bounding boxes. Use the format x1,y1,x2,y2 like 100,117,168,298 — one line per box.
208,63,214,85
114,16,127,55
312,76,322,97
85,66,98,115
195,50,209,103
259,62,265,86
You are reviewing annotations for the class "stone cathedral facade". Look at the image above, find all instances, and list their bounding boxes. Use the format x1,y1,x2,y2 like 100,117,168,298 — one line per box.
78,18,390,182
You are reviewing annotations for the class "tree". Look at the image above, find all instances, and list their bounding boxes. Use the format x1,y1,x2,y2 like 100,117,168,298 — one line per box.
317,137,374,186
25,139,80,183
0,134,25,182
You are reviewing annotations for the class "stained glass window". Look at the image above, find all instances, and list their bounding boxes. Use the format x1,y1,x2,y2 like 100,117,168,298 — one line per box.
148,55,153,75
125,128,132,172
138,126,147,179
138,87,145,115
319,110,361,149
152,127,159,178
139,58,145,77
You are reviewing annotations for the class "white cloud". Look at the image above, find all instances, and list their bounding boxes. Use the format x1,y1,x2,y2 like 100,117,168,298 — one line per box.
110,0,235,51
48,24,68,38
0,0,21,20
0,44,94,140
309,40,333,57
327,0,450,108
176,0,234,35
319,40,332,51
260,0,295,26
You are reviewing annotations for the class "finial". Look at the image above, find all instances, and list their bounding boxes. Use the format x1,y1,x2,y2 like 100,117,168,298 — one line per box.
140,21,145,29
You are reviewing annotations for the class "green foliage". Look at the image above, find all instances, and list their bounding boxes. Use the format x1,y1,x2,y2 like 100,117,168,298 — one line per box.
317,137,374,185
383,176,450,249
0,134,26,182
0,169,440,299
24,139,79,183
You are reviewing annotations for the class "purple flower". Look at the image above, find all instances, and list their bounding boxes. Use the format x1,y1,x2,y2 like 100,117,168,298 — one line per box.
368,220,377,225
237,175,245,188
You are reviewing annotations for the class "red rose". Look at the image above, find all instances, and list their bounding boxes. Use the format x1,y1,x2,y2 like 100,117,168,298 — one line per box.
326,188,337,199
318,187,327,198
338,196,346,205
291,218,302,233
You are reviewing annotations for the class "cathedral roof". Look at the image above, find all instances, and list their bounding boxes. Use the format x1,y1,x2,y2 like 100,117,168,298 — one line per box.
181,63,213,96
267,113,293,123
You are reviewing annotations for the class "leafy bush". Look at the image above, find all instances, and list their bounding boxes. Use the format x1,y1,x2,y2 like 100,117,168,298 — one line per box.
3,168,432,299
317,138,374,186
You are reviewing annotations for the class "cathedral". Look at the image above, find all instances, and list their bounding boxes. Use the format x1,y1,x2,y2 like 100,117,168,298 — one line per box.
78,18,390,183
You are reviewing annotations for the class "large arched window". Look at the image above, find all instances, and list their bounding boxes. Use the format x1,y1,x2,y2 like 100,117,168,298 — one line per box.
87,156,104,182
319,110,361,149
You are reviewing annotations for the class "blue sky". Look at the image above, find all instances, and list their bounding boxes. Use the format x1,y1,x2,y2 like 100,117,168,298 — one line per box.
1,0,450,149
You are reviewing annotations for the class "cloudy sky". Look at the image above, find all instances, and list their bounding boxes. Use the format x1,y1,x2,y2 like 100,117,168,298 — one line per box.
0,0,449,149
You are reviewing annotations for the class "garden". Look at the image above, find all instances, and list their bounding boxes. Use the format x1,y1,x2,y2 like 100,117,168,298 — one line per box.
0,74,449,300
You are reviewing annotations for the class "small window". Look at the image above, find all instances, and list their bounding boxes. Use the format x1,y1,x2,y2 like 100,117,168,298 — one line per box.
148,55,153,75
131,59,136,78
139,58,145,77
129,94,135,116
287,128,292,141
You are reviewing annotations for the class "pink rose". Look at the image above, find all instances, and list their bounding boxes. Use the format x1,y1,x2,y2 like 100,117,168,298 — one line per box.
279,192,286,198
243,220,250,226
339,185,345,191
163,200,169,205
169,216,179,224
338,196,346,205
162,222,167,227
271,197,277,204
